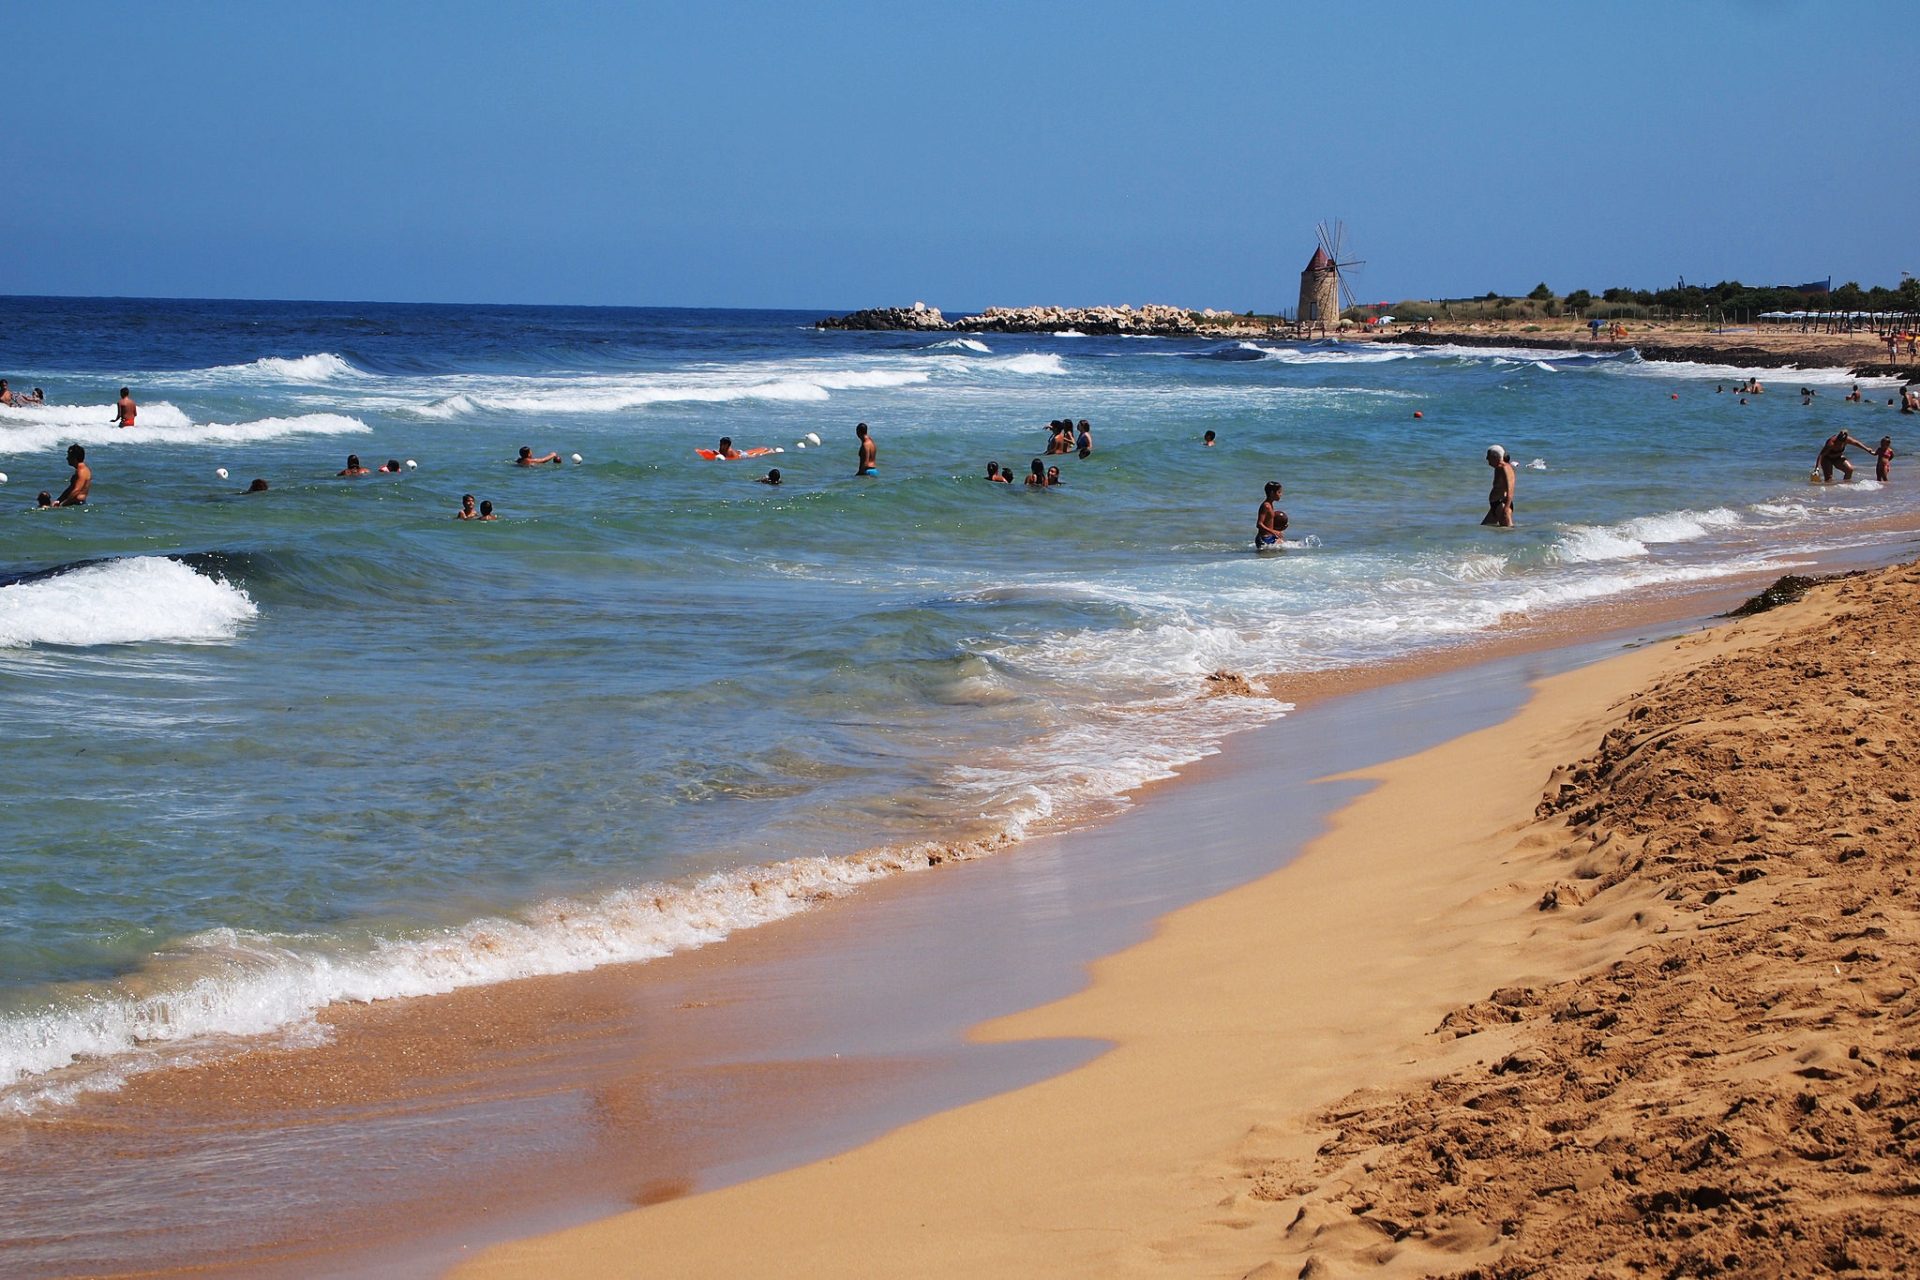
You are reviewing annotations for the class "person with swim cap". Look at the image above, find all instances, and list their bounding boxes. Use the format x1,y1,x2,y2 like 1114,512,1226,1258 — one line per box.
113,386,137,429
516,446,562,466
854,423,877,476
1815,430,1872,482
338,454,373,476
1255,481,1288,548
456,493,480,519
53,444,90,506
715,436,743,460
757,468,781,486
1482,445,1516,526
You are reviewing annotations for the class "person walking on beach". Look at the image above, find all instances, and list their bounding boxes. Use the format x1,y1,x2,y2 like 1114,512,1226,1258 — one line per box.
52,444,90,506
1814,430,1873,482
1482,446,1516,526
113,387,137,429
853,423,877,476
1255,481,1288,549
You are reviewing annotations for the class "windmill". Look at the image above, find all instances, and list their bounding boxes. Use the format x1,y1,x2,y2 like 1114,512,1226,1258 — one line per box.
1296,221,1365,334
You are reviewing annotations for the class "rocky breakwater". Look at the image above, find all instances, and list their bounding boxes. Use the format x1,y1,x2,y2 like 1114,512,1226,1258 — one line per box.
815,302,953,331
816,303,1261,337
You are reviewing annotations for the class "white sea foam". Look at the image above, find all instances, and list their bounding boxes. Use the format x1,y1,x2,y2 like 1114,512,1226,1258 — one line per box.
981,353,1067,376
928,338,992,353
193,352,363,383
0,849,920,1111
412,368,933,417
0,400,194,430
0,412,370,455
1552,506,1745,563
1051,329,1089,338
0,558,257,649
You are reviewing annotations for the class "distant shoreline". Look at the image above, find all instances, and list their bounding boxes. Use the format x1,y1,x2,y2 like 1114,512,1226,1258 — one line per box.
818,303,1920,381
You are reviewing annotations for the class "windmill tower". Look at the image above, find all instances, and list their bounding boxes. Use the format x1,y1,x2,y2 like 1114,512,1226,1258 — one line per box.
1296,221,1363,336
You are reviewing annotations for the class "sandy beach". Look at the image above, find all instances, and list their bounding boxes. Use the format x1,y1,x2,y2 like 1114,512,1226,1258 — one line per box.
458,559,1920,1278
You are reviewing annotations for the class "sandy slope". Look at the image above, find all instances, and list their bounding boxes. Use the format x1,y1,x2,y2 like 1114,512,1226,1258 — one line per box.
454,564,1919,1279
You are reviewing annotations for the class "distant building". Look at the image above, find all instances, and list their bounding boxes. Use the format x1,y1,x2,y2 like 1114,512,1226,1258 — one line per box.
1298,245,1339,332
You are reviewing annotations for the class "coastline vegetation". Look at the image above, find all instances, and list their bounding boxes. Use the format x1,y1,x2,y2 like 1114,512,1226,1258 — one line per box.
1348,274,1920,326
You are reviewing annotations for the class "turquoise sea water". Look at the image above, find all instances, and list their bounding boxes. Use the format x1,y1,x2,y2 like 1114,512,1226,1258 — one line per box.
0,297,1910,1108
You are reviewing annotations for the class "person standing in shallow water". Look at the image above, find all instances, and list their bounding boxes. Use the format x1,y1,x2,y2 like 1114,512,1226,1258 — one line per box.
1482,445,1516,527
1255,481,1287,548
854,423,877,476
113,387,137,429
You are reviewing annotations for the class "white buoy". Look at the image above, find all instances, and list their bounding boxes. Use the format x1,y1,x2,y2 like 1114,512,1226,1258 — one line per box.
806,432,821,446
0,472,8,484
571,453,583,464
795,442,806,450
405,459,418,470
216,468,229,480
773,447,785,453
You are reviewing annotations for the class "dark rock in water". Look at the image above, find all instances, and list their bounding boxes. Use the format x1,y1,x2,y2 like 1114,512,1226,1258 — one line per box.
816,303,951,331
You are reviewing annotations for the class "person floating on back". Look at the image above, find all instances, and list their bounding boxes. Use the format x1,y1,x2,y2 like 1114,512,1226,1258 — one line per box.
1482,446,1516,527
113,387,137,429
854,423,877,476
1255,481,1288,549
53,444,90,506
338,453,373,476
1814,430,1872,482
516,446,562,466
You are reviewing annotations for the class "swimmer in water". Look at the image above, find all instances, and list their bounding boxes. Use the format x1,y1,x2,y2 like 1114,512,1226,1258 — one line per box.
854,422,877,476
338,454,373,476
113,386,137,429
53,444,90,506
36,491,53,508
0,380,12,406
1076,419,1092,459
246,478,270,493
1046,465,1062,487
715,436,743,460
986,461,1012,484
1203,429,1217,447
378,458,405,473
1481,445,1516,527
1255,481,1288,548
757,468,781,485
516,446,562,466
1025,458,1046,487
1815,429,1872,481
456,493,480,519
478,500,498,520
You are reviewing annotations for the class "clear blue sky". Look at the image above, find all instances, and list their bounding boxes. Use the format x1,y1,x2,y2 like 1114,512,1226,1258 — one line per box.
7,1,1914,310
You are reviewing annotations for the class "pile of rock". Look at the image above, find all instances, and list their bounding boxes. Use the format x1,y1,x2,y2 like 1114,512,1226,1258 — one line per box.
815,302,950,331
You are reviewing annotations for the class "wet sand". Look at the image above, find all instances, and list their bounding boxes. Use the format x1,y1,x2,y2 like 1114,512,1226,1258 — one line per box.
2,536,1915,1278
454,561,1920,1279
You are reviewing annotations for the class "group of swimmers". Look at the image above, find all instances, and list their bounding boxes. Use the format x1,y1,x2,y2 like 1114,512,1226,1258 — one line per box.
0,379,48,407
